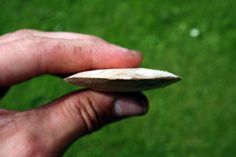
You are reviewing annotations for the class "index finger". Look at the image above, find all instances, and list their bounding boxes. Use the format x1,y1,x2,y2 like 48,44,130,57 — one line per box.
0,33,142,86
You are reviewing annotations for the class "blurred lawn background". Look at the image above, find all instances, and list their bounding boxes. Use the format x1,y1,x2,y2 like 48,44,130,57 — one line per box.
0,0,236,156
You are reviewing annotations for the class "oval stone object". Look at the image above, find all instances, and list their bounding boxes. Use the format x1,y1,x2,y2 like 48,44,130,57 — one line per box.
64,68,181,92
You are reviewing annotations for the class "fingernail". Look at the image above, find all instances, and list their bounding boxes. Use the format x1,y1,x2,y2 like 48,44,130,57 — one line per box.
114,96,148,117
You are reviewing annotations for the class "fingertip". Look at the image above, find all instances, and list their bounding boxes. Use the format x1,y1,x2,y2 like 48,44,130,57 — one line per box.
114,92,149,117
103,44,143,68
111,44,143,59
129,50,143,66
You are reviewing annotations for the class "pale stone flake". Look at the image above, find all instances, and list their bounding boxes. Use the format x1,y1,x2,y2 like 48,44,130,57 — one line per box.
64,68,181,92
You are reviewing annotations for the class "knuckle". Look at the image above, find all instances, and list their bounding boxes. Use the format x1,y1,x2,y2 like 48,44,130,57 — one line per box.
37,38,66,56
47,39,65,53
3,35,50,75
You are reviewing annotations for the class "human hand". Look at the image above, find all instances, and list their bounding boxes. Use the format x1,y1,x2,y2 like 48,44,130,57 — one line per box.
0,29,148,157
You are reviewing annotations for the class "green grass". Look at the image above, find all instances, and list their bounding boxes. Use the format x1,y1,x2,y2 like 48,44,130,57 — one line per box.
0,0,236,156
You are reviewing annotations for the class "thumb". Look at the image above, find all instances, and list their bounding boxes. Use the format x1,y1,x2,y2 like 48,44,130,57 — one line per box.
30,90,148,153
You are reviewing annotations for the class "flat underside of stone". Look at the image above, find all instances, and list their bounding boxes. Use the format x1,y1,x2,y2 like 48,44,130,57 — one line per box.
64,68,181,92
